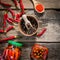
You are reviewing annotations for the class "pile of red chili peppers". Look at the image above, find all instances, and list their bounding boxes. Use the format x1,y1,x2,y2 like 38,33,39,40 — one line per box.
0,0,46,43
0,0,24,43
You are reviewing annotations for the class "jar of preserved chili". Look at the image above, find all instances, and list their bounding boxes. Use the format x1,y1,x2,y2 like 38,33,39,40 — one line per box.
30,44,48,60
3,41,23,60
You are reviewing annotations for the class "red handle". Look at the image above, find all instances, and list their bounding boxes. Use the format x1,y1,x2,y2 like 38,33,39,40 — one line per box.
37,28,47,37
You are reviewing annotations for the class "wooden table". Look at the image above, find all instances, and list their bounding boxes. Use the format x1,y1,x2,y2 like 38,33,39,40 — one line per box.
0,0,60,60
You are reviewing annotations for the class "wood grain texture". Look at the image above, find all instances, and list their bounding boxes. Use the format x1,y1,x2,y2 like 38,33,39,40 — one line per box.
0,0,60,60
0,0,60,9
0,43,60,60
0,10,60,42
21,43,60,60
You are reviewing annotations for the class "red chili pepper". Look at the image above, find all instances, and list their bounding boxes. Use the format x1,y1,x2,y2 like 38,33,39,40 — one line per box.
3,13,8,29
7,18,13,24
0,1,11,7
16,12,23,20
0,36,16,43
9,18,20,23
7,17,19,23
13,0,18,6
19,0,24,14
0,29,4,33
8,18,13,21
5,26,14,33
7,8,15,17
37,28,47,37
13,0,20,9
13,19,20,23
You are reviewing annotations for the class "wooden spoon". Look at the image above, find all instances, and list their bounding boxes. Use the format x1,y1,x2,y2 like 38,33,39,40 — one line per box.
22,14,36,30
32,0,45,13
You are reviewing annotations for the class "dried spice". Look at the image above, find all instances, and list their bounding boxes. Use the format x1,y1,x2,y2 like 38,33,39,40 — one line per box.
30,44,48,60
20,16,38,36
3,13,8,29
35,4,44,13
5,26,14,33
0,36,15,43
0,1,11,7
7,18,13,24
16,13,23,20
12,0,20,9
0,35,23,43
7,8,15,17
37,28,47,37
19,0,24,14
0,29,4,33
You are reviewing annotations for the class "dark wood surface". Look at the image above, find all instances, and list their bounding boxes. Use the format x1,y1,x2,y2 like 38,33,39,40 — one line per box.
0,0,60,9
0,0,60,60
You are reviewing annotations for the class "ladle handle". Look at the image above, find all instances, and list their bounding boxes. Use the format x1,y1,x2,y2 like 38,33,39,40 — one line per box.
32,0,38,5
22,14,30,24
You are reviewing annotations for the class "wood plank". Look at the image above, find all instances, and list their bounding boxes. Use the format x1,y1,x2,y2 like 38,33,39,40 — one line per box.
38,0,60,9
0,43,60,60
26,10,60,20
21,43,60,60
0,10,60,42
0,11,4,28
0,0,60,9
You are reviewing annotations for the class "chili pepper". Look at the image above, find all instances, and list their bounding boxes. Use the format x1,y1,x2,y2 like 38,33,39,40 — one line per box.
8,16,20,23
5,26,14,33
16,12,23,20
13,0,18,6
0,1,11,7
37,28,47,37
19,0,25,14
12,0,20,9
7,18,13,24
3,13,8,29
0,29,4,33
3,45,21,60
0,36,15,43
8,17,20,23
7,8,15,17
0,54,3,60
13,19,20,23
0,35,23,43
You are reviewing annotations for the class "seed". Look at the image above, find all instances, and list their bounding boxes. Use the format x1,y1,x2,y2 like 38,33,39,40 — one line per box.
34,53,36,56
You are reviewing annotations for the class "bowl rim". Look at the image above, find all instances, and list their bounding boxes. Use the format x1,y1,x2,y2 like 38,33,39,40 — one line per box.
18,15,39,36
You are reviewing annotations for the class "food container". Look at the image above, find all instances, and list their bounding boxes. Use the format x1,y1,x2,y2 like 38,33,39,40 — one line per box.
18,15,39,36
3,41,23,60
30,44,48,60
